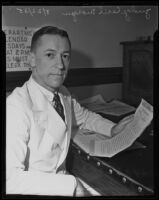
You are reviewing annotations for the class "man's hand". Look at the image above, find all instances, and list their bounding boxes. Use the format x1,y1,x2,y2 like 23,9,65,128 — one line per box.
74,178,91,197
111,114,134,137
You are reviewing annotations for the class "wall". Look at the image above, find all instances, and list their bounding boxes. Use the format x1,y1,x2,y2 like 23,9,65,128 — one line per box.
3,5,158,101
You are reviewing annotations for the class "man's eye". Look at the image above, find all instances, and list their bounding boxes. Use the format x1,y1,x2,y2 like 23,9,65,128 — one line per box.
46,53,55,58
63,54,70,60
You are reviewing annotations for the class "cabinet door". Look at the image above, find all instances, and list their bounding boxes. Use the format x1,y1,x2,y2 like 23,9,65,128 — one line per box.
122,42,153,106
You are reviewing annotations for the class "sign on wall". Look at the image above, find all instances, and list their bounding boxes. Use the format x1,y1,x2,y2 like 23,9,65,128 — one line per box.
3,26,36,71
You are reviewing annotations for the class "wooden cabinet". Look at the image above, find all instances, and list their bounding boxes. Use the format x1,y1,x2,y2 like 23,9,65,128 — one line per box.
121,41,153,106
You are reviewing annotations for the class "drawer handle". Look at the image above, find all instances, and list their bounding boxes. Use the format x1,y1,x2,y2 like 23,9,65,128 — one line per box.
122,177,127,183
138,186,143,193
87,155,90,160
108,169,113,174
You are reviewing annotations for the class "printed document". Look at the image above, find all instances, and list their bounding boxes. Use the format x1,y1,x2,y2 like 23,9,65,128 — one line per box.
73,99,153,157
80,94,135,116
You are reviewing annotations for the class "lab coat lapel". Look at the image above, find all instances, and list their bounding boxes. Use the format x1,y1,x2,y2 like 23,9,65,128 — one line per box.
59,91,72,151
27,78,67,148
55,92,71,169
47,105,66,148
60,94,71,129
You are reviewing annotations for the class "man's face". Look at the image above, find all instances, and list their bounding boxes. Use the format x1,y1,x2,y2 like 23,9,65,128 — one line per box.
31,34,71,92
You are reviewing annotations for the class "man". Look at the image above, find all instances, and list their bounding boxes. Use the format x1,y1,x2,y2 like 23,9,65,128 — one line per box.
6,26,133,196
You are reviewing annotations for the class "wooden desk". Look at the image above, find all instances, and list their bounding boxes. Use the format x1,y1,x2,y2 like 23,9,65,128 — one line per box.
66,119,154,196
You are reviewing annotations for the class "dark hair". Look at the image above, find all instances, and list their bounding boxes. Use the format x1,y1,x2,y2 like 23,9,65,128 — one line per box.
30,26,71,52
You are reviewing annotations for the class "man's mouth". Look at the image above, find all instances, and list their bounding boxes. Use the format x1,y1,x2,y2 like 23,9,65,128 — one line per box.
49,73,64,76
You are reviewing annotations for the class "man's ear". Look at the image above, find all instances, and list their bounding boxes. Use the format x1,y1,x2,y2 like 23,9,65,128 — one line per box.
28,52,36,68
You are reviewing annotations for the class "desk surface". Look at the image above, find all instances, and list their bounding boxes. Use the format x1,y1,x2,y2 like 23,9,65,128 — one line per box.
67,114,154,196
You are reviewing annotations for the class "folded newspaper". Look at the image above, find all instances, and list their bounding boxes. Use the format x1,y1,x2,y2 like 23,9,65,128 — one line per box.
73,99,153,157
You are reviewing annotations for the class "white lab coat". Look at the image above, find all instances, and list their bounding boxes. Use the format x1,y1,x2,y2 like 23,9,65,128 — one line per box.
6,76,115,196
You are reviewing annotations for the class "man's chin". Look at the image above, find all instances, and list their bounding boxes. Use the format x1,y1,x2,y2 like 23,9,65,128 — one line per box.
49,80,63,90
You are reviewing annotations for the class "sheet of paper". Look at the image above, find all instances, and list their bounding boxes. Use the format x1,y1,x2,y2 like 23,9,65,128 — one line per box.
73,99,153,157
97,100,135,116
80,94,135,116
80,94,106,105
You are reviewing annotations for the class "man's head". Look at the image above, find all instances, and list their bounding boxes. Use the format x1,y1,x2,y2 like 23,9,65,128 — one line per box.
30,26,71,92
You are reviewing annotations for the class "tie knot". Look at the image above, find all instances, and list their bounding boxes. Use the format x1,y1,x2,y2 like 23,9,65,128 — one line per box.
53,92,60,103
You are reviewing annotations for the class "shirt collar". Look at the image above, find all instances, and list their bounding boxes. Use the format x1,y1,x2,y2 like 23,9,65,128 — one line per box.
30,75,54,102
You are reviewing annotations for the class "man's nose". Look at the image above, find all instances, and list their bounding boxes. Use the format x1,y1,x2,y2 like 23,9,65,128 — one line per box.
56,55,64,69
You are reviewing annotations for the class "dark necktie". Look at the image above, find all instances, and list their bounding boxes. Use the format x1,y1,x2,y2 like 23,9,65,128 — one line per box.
53,92,65,122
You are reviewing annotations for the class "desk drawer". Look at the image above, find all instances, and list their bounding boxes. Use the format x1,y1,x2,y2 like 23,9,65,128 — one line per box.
67,142,154,196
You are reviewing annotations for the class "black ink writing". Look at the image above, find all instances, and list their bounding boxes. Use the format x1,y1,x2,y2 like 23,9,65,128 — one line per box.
16,7,49,16
62,6,152,22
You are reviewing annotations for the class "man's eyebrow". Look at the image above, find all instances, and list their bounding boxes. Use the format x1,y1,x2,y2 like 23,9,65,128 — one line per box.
44,49,70,54
44,49,56,52
63,51,70,54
